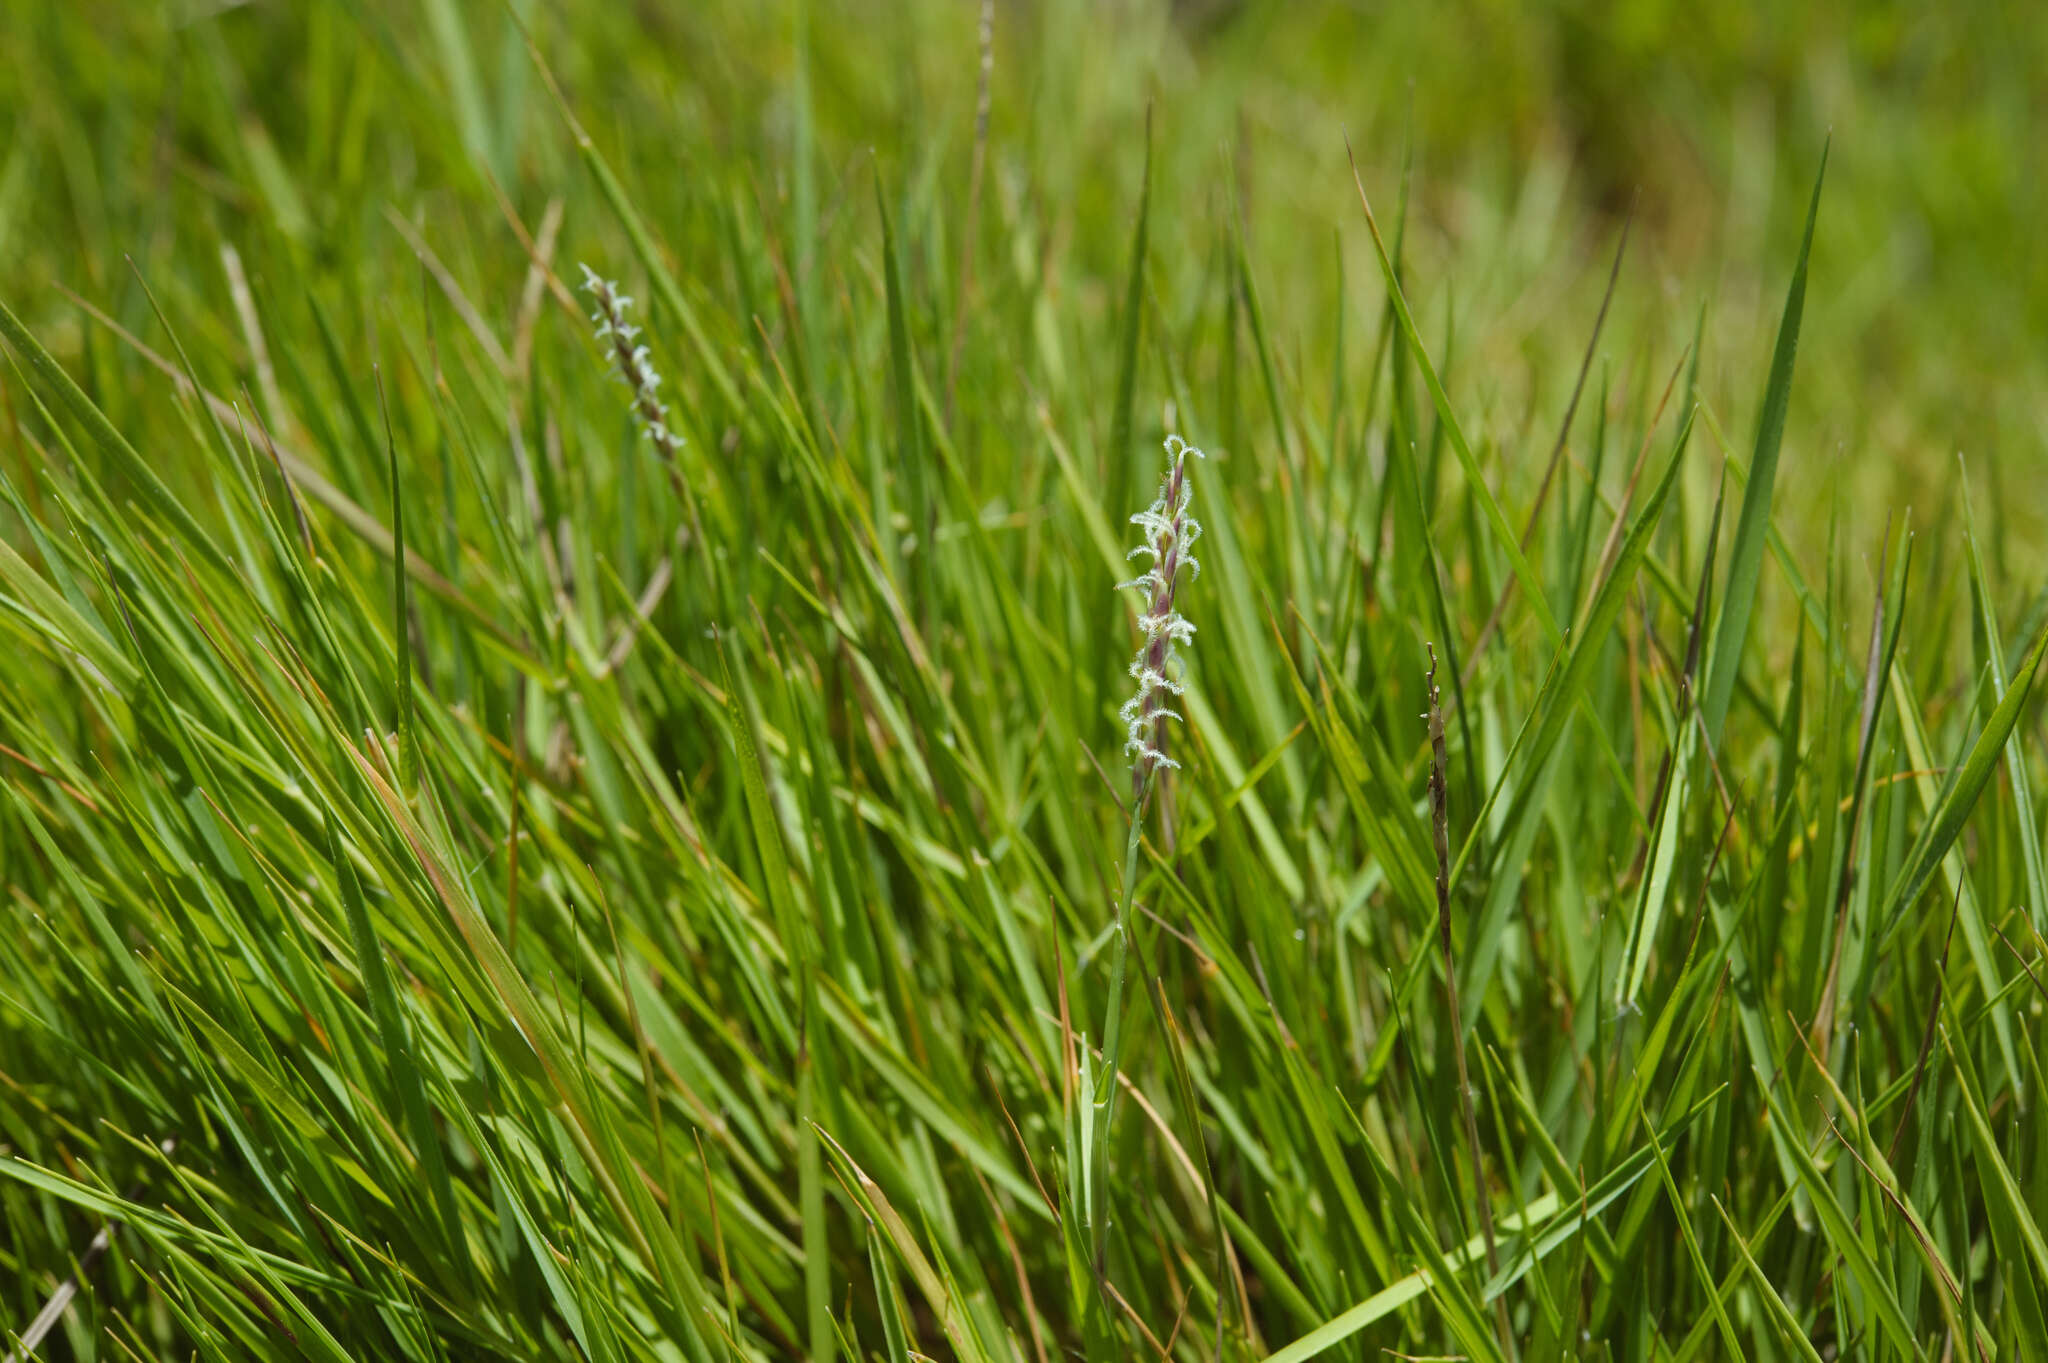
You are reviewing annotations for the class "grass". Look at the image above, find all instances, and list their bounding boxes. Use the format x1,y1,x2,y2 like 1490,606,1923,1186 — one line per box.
2,2,2047,1360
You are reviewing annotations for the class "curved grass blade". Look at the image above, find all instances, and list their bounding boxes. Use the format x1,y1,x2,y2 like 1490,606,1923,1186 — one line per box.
1699,143,1827,738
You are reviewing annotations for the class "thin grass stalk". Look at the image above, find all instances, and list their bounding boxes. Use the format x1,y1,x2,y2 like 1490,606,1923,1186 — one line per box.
1090,777,1148,1283
1428,644,1512,1358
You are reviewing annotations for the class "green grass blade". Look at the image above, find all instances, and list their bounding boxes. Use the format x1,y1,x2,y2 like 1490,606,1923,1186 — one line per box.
1699,144,1827,738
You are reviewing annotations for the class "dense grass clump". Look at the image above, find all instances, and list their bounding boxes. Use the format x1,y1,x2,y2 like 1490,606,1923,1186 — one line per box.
3,4,2047,1361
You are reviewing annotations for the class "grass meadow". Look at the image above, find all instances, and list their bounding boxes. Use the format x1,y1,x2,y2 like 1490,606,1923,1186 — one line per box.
2,2,2047,1360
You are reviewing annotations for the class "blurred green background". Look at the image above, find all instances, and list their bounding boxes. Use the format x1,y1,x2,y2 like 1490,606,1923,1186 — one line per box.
0,0,2041,536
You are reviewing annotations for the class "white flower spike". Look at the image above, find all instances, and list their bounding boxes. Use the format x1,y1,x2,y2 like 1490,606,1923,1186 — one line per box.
1118,434,1204,794
580,264,685,468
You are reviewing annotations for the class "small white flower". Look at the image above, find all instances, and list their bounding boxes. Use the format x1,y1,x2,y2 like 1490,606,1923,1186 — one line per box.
1139,613,1196,646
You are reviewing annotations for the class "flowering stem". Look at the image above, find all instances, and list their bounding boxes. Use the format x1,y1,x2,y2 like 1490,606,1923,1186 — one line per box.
1090,774,1147,1268
1090,432,1204,1342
